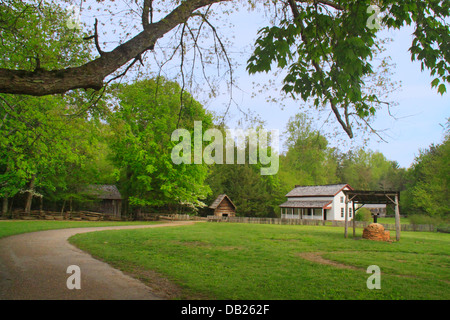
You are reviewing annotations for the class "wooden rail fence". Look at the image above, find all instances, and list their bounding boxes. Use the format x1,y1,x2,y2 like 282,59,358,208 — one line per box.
207,216,437,232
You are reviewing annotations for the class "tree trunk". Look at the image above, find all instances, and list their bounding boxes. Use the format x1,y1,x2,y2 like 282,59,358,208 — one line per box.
24,175,36,214
122,197,129,219
39,196,43,213
2,197,8,216
61,199,66,215
123,165,132,219
135,207,141,221
2,165,10,216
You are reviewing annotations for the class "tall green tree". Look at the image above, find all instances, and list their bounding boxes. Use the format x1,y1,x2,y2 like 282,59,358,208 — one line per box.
0,0,92,71
0,94,101,214
402,130,450,217
107,77,213,216
0,1,99,214
278,113,338,193
336,148,405,191
204,127,282,217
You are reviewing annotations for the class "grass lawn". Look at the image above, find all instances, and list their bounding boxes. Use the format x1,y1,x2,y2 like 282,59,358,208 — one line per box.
68,222,450,300
0,220,160,239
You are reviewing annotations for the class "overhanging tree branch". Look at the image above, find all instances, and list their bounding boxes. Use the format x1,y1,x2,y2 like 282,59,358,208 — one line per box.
142,0,153,29
287,0,354,138
0,0,228,96
93,18,104,56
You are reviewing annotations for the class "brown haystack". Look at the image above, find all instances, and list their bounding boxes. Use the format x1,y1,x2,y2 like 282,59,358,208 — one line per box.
362,223,391,241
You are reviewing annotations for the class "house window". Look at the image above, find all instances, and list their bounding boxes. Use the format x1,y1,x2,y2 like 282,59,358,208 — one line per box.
341,208,344,218
349,207,352,217
340,196,344,203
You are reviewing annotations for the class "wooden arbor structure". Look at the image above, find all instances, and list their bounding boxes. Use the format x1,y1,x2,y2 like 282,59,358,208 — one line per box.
342,190,401,241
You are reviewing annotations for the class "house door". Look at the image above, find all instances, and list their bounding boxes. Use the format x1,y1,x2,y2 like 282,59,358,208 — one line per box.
323,210,327,221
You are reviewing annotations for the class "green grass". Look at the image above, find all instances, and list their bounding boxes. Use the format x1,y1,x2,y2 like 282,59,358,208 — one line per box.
0,220,159,239
68,222,450,300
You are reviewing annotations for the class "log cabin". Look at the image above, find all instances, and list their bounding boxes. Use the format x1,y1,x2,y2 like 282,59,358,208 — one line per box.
84,184,122,218
209,194,236,218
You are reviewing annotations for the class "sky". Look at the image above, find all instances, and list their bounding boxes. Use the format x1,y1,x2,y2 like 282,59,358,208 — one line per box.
78,1,449,169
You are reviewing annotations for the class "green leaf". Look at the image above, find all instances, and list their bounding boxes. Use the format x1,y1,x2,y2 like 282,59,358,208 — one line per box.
431,78,440,88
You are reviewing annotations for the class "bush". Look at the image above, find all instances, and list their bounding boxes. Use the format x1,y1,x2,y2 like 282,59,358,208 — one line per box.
437,225,450,233
408,214,444,225
354,207,372,222
408,214,450,233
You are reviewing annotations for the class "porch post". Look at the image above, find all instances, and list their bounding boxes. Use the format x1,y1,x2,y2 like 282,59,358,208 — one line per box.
395,193,401,241
344,196,349,238
352,201,356,237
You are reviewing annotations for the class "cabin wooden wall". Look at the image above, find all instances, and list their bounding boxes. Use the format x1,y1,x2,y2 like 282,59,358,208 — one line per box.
85,199,122,218
214,198,236,217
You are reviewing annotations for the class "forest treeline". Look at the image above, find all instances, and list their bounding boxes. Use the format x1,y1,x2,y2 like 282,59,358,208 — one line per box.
1,78,448,220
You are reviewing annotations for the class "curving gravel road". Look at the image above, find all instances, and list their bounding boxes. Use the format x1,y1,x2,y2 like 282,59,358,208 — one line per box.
0,221,194,300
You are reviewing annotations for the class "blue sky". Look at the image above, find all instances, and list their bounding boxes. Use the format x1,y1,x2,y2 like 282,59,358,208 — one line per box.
369,26,449,168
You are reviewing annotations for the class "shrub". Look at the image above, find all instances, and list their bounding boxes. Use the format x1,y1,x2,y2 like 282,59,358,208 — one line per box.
409,214,450,233
437,225,450,233
408,214,443,225
354,207,372,222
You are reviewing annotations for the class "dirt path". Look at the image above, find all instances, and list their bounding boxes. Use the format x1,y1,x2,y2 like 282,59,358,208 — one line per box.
0,221,195,300
297,252,362,271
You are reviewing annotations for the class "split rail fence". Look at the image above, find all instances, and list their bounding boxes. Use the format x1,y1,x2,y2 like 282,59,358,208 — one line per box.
206,215,437,232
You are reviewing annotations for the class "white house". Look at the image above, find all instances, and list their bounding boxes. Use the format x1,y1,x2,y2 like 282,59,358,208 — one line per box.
279,184,355,221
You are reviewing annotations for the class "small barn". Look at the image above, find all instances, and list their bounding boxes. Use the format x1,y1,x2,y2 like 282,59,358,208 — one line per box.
84,185,122,218
209,194,236,218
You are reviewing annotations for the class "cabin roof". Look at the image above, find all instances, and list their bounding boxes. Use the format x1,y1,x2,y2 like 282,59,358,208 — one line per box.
85,185,122,200
279,200,332,209
209,194,236,210
286,184,352,197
